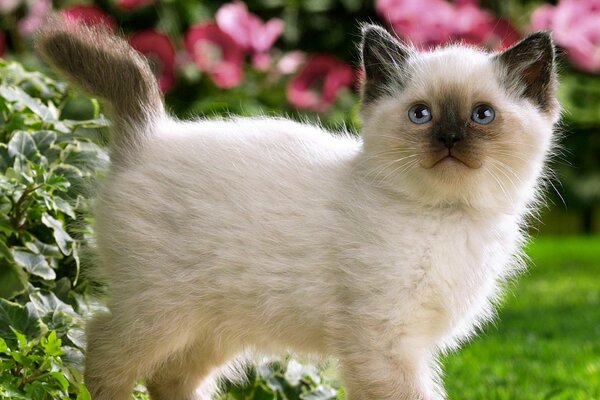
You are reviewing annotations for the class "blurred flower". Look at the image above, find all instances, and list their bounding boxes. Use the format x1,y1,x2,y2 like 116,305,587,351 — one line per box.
287,54,354,112
216,1,284,70
129,30,176,93
252,53,271,72
0,0,21,14
118,0,155,11
531,0,600,73
277,51,306,75
216,1,283,53
185,22,245,89
377,0,519,49
0,31,5,56
62,5,117,31
18,0,51,37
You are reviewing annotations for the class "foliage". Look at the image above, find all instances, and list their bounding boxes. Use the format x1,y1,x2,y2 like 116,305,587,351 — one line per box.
0,58,105,398
219,359,342,400
0,329,90,400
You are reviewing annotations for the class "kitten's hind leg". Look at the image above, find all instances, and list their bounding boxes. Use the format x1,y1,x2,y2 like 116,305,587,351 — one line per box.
84,309,197,400
145,339,233,400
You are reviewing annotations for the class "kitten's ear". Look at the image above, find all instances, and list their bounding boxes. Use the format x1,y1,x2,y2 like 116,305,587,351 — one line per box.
360,24,411,104
494,32,558,113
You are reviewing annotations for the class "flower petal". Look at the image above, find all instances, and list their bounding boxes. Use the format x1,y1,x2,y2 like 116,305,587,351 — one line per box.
185,23,245,88
129,30,177,92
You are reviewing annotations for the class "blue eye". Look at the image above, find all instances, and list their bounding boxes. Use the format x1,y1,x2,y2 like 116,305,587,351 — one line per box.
408,104,432,124
471,105,495,124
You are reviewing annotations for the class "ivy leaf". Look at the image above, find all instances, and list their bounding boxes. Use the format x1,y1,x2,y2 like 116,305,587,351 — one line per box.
301,387,338,400
0,240,13,262
0,144,10,170
77,384,91,400
53,197,76,219
0,259,28,299
7,131,37,159
12,250,56,280
0,299,46,340
32,130,57,152
24,239,62,257
41,213,73,255
0,85,57,121
42,331,63,357
28,291,77,320
24,381,46,400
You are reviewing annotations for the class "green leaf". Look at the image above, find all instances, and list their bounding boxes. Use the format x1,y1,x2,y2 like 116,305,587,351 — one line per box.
28,291,77,320
53,197,76,219
0,337,8,353
42,331,63,357
77,384,91,400
0,259,28,299
0,215,12,235
7,131,37,159
24,239,62,257
0,85,57,121
49,371,70,392
301,387,338,400
0,240,13,262
12,250,55,280
0,299,45,340
41,213,73,255
24,381,46,400
0,144,10,171
32,131,57,152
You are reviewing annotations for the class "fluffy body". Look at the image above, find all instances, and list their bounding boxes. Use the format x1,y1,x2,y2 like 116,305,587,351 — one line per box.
36,21,559,400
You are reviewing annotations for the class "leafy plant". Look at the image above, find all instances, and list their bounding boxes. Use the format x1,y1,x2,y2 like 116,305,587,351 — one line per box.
219,359,342,400
0,59,106,399
0,329,90,400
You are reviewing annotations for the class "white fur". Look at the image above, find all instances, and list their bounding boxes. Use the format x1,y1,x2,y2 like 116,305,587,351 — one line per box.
86,45,558,400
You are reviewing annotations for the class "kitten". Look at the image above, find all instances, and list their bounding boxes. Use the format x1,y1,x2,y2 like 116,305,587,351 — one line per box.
37,20,559,400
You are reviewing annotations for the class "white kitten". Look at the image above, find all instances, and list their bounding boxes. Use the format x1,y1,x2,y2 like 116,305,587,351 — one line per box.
37,21,559,400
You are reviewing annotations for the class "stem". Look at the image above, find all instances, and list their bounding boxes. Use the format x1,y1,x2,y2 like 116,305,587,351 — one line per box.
10,184,43,230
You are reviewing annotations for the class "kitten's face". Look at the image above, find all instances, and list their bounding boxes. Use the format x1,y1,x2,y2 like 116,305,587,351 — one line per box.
358,26,560,211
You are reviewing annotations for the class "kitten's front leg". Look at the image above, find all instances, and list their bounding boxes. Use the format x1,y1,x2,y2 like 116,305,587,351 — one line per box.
338,338,445,400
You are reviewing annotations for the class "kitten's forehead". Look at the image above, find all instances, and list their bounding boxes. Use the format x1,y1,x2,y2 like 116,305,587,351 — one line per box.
405,46,500,103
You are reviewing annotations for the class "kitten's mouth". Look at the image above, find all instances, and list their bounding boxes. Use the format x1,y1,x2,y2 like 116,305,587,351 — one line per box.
422,151,482,170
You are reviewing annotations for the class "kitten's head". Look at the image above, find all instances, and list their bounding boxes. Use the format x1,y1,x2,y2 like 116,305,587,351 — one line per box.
358,24,560,212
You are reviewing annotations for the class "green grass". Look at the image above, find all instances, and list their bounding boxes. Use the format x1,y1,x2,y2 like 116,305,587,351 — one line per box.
444,237,600,400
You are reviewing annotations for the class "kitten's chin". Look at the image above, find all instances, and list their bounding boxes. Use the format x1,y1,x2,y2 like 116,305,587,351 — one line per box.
421,150,483,170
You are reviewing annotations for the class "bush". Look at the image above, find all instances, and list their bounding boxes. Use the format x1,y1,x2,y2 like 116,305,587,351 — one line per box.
0,58,107,399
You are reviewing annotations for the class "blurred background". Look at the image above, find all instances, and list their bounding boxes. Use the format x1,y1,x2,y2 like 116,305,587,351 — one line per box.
0,1,599,399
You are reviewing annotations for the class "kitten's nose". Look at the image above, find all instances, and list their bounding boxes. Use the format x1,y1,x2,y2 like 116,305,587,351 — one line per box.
436,132,461,149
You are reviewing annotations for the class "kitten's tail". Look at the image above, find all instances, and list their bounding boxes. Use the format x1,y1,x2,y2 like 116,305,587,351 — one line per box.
36,18,164,162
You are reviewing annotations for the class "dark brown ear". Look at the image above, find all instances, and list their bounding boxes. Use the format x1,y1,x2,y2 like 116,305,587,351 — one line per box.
360,24,412,105
494,32,557,113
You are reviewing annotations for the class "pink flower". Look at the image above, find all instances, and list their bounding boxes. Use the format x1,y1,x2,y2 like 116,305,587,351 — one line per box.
62,5,117,31
287,54,355,112
129,30,176,93
18,0,51,37
118,0,155,11
216,1,283,53
185,22,245,89
377,0,519,49
277,51,306,75
216,1,283,69
531,0,600,73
